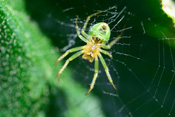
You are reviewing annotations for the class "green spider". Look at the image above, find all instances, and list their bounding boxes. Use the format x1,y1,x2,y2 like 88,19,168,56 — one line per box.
55,11,123,95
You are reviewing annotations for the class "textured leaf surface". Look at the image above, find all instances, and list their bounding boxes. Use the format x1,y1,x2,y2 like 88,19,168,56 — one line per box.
0,0,104,117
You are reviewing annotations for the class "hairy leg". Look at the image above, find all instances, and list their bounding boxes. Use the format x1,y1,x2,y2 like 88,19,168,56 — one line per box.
75,17,89,43
101,29,124,49
100,49,113,59
55,46,83,65
99,53,117,90
81,11,103,39
58,51,83,80
86,57,99,95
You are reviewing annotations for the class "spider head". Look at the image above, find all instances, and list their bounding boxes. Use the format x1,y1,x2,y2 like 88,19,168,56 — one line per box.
88,22,110,44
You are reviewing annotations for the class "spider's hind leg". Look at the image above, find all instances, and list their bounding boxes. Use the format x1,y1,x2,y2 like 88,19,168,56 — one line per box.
101,28,124,49
81,11,103,39
75,17,89,43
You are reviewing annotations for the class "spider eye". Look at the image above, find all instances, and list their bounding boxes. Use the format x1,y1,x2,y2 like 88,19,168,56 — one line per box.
102,25,107,30
100,25,108,34
96,37,100,41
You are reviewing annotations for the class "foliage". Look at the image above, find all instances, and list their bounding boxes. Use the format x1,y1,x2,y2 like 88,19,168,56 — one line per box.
0,0,104,117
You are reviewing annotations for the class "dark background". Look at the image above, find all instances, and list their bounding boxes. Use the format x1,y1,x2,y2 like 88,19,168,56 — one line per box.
24,0,175,116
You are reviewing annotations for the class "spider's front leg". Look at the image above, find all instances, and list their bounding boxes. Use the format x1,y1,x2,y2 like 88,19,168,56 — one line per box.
100,49,113,59
55,46,83,65
57,51,83,80
99,53,117,90
86,57,99,95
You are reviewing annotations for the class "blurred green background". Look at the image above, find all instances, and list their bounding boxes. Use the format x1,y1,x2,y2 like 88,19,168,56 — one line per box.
1,0,175,117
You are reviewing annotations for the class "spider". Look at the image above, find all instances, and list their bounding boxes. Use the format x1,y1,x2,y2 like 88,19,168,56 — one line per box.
55,11,124,95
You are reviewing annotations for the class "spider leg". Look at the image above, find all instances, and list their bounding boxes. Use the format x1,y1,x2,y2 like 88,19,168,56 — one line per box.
75,17,89,43
99,53,117,90
58,51,83,80
86,57,99,95
101,29,124,49
100,49,113,59
55,46,83,65
81,11,103,39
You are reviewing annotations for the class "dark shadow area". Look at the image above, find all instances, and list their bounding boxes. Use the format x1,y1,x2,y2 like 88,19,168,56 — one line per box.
25,0,175,116
46,84,68,117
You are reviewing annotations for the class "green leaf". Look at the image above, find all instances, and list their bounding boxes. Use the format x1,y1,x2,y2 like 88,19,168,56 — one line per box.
0,0,105,117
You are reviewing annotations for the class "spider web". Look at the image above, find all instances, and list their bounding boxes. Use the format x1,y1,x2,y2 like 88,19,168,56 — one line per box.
26,0,175,116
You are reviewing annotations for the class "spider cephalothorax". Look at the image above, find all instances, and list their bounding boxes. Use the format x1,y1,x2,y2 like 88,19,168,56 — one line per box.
55,11,123,95
82,36,103,62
